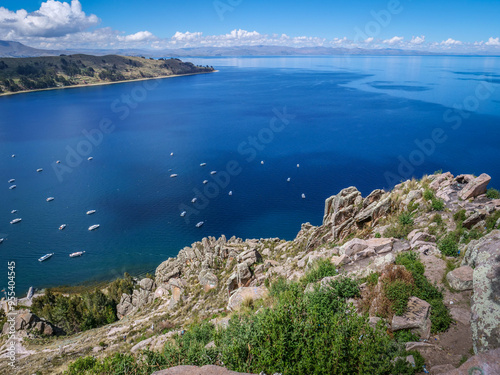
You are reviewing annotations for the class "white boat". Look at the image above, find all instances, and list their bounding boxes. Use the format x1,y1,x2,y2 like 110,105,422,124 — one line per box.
203,180,208,184
302,193,306,199
11,210,17,214
200,163,207,167
191,198,197,203
59,224,66,230
261,160,264,164
37,168,43,172
11,154,15,158
170,152,174,156
86,210,96,215
38,253,54,262
210,171,217,175
297,164,300,168
56,160,61,164
170,174,178,178
46,197,54,202
8,179,15,183
88,224,100,231
88,157,93,161
27,287,34,299
9,185,16,190
0,238,4,244
195,221,204,228
10,218,22,224
229,191,233,196
287,177,291,182
180,211,186,217
69,251,85,258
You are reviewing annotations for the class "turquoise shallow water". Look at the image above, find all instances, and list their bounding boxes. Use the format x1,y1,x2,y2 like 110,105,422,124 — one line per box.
1,56,500,294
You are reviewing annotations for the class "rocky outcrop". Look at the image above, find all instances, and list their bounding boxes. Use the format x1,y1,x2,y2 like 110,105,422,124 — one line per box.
116,277,156,319
227,286,268,311
437,347,500,375
391,297,431,339
462,230,500,353
152,365,258,375
446,266,473,291
1,310,60,336
458,173,491,200
323,187,391,241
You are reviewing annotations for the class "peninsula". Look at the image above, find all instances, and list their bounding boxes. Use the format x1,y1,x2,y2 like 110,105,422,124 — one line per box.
0,54,215,95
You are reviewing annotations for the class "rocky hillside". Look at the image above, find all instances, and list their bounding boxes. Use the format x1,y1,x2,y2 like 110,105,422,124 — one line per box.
1,172,499,374
0,54,214,94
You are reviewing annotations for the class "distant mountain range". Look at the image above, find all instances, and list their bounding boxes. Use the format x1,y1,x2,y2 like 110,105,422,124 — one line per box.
1,40,497,58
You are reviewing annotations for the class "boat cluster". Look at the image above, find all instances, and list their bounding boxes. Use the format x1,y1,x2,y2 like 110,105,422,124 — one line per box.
6,156,98,263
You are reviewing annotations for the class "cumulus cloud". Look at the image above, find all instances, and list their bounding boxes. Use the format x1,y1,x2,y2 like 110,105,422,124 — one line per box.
441,38,462,46
485,37,500,46
383,36,404,45
0,0,99,38
117,31,155,42
410,35,425,45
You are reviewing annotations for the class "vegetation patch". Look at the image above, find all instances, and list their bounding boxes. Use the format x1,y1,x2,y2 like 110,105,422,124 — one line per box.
301,258,338,284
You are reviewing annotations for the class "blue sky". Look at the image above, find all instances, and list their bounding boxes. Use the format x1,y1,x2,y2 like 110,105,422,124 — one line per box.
0,0,499,51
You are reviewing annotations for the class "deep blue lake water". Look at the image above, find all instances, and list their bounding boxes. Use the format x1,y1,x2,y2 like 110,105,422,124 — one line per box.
1,56,500,294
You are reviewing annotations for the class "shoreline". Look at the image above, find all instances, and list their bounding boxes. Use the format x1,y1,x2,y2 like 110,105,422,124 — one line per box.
0,70,217,97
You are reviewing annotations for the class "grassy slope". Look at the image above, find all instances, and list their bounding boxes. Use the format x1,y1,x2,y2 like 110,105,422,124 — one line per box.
0,54,214,94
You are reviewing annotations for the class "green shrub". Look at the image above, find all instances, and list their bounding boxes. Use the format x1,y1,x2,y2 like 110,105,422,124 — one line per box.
423,189,434,201
398,212,414,226
486,188,500,199
366,272,380,286
453,209,467,224
384,280,414,315
393,330,420,343
383,223,414,240
486,210,500,231
431,214,443,225
375,232,381,238
430,198,445,211
302,258,338,284
438,233,459,257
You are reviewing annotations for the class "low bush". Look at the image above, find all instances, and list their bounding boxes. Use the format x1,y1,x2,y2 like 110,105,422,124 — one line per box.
302,258,338,284
486,188,500,199
438,233,460,257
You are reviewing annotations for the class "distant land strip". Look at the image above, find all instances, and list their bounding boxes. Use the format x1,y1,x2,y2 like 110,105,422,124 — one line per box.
0,54,215,96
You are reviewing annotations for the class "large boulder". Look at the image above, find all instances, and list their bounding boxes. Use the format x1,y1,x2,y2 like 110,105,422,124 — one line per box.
227,287,268,311
1,310,59,336
462,230,500,353
458,173,491,200
391,297,431,339
198,269,218,292
446,266,473,291
437,347,500,375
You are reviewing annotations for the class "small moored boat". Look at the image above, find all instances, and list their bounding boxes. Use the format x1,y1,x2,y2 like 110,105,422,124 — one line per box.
8,179,15,183
10,218,22,224
46,197,54,202
11,210,17,214
210,171,217,175
9,185,16,190
180,211,186,217
200,163,207,167
59,224,66,230
0,238,4,244
170,152,174,156
287,177,291,182
27,287,34,299
191,198,197,203
229,191,233,196
11,154,15,158
37,168,43,172
69,251,85,258
170,174,178,178
88,157,93,161
38,253,54,262
195,221,204,228
86,210,96,215
203,180,208,184
88,224,100,231
56,160,61,164
301,193,306,199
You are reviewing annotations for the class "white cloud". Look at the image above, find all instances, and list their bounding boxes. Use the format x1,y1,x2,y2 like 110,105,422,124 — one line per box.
410,35,425,45
441,38,462,46
383,36,404,45
0,0,99,38
364,37,374,44
117,31,155,42
485,37,500,46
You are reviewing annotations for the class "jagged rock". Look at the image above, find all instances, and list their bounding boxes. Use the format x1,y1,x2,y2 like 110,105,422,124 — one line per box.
391,297,431,339
410,231,436,245
237,248,262,267
429,172,454,191
227,262,253,293
227,286,269,311
462,211,487,229
152,365,258,375
340,238,368,256
1,310,59,336
332,254,350,266
446,266,473,291
198,269,218,291
365,237,394,253
139,277,156,292
323,187,363,240
354,248,376,260
169,278,185,309
458,173,491,200
455,174,475,184
405,341,435,351
155,260,181,285
403,189,423,206
392,240,411,253
462,230,500,353
117,293,134,319
437,347,500,374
